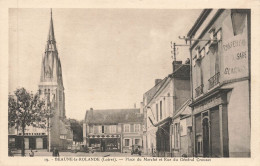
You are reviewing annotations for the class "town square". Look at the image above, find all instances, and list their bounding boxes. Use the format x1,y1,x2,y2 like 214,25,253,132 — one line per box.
7,8,251,159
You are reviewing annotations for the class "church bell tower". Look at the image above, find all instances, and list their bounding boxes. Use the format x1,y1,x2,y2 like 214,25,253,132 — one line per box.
38,9,66,149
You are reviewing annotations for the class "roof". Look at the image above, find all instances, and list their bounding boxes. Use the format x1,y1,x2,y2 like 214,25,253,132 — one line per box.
145,64,190,107
169,64,190,79
143,77,168,104
85,109,143,125
187,9,212,37
173,99,192,120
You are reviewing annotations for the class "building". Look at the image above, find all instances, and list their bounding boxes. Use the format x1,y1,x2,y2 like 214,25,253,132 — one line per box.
8,10,73,151
142,78,167,155
37,10,73,150
171,99,192,157
8,122,48,150
143,61,190,157
187,9,250,157
83,108,143,153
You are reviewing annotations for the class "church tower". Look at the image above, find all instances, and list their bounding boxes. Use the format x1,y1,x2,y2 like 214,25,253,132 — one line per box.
38,9,68,149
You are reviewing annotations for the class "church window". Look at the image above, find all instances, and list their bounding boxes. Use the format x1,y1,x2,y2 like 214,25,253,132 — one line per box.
59,91,62,101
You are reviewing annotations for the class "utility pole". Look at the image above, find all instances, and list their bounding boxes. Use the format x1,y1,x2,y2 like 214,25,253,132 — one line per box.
170,41,189,61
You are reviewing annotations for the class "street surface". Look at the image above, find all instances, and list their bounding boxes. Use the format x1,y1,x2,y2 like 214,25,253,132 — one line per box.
11,150,150,157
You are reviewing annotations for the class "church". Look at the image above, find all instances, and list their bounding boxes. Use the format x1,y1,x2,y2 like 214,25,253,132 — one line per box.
8,10,73,151
38,10,73,150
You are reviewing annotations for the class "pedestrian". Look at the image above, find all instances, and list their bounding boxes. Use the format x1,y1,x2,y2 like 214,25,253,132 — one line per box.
8,148,13,157
29,148,34,157
52,147,59,157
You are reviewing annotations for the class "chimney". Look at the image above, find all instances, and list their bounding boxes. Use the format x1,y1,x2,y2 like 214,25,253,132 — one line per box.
90,108,93,119
155,79,162,85
140,102,144,114
172,61,182,72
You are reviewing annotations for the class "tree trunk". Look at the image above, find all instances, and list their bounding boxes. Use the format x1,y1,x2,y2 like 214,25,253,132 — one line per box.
21,126,25,156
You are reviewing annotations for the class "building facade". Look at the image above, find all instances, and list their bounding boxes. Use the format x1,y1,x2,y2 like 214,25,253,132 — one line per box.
83,108,143,153
187,9,250,157
171,99,193,157
143,62,190,157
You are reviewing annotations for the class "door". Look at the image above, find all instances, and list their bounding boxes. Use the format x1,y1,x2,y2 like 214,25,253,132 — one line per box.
101,139,106,152
202,117,210,157
36,138,43,149
24,138,29,150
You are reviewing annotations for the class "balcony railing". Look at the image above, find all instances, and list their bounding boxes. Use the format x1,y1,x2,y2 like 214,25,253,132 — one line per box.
195,84,204,97
208,72,220,90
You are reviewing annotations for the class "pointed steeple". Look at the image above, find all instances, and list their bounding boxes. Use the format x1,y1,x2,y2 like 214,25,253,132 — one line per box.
48,8,55,42
45,9,57,53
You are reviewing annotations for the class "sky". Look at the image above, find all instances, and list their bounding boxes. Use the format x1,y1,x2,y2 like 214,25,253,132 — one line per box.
9,8,202,120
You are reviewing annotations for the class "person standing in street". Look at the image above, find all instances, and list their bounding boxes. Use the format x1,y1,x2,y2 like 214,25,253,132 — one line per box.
29,148,34,157
52,147,59,157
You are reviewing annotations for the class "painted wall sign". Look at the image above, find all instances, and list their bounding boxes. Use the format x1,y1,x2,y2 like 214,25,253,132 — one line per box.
221,12,249,81
194,95,222,114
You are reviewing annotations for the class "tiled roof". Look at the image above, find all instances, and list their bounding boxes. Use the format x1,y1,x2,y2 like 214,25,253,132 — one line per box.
85,109,143,125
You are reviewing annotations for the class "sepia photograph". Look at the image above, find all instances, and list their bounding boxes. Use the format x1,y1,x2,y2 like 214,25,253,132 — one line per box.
7,7,251,158
1,1,259,165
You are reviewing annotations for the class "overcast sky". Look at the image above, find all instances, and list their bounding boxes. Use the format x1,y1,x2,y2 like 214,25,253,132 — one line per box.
9,8,202,120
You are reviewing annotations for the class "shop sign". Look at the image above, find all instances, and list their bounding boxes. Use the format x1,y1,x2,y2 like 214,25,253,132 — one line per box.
194,95,222,114
221,12,248,82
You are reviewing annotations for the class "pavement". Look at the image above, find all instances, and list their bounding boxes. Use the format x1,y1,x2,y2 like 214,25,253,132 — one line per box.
11,150,151,157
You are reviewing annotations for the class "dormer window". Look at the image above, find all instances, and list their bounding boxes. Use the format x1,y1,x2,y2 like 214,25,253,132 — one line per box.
209,28,216,41
195,46,202,64
216,29,222,41
208,28,221,53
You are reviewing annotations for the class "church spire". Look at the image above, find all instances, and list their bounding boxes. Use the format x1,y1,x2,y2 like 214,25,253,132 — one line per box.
45,9,57,53
47,8,55,42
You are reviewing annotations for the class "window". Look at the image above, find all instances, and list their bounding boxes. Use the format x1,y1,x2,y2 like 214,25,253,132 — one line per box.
124,124,130,133
134,124,140,132
117,125,121,132
135,139,140,145
111,125,116,133
102,126,105,133
160,101,162,120
98,126,102,133
196,135,203,155
125,139,130,146
59,90,62,101
89,126,93,133
156,104,158,121
174,123,180,149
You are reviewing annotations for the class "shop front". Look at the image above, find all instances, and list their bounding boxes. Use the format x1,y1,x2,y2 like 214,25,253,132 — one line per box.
9,135,48,150
156,120,171,157
87,134,121,152
191,89,230,157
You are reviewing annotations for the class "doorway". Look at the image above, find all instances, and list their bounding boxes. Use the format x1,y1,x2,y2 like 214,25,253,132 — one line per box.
101,139,106,152
202,117,210,157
